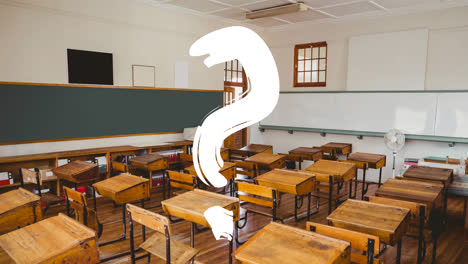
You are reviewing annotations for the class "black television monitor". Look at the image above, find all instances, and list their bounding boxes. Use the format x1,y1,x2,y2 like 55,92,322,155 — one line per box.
67,49,113,85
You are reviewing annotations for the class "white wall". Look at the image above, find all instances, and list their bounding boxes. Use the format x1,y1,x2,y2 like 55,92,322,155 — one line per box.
0,0,261,156
250,7,468,183
261,6,468,91
250,123,468,183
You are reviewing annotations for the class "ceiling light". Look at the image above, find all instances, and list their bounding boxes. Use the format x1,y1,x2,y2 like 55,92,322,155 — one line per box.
246,3,308,19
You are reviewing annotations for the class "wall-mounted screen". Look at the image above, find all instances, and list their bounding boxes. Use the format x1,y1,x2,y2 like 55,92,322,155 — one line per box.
67,49,113,85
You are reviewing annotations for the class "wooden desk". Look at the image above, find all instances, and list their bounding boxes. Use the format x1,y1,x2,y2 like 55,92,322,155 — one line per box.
129,153,168,191
375,179,443,215
327,199,410,263
256,169,316,221
93,174,149,249
245,153,285,170
0,188,42,234
162,189,239,264
347,152,386,186
403,166,453,223
320,142,352,158
238,144,273,156
0,213,99,264
233,222,350,264
185,162,237,195
53,160,99,208
288,147,323,169
93,174,150,205
306,160,355,183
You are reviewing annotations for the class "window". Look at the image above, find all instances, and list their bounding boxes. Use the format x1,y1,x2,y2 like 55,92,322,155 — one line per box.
293,42,327,87
224,60,245,87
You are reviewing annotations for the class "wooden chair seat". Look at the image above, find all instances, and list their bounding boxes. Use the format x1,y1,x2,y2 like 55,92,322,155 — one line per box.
242,202,286,220
139,227,199,264
40,192,64,206
310,189,347,200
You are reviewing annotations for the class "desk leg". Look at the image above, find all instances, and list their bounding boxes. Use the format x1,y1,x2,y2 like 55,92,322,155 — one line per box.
443,187,448,225
349,180,353,199
190,222,195,264
229,237,233,264
378,168,383,187
299,161,302,170
396,239,402,264
361,169,367,200
92,185,97,212
163,170,166,200
464,197,468,241
307,192,311,221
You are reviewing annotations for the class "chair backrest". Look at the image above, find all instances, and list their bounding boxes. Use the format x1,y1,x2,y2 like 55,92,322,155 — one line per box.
127,203,171,234
233,160,258,178
179,153,193,162
19,168,41,188
338,159,368,170
366,196,427,225
307,222,380,264
111,160,129,173
167,170,196,191
236,181,278,208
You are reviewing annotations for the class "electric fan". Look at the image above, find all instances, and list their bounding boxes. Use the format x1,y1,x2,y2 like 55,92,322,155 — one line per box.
384,129,406,178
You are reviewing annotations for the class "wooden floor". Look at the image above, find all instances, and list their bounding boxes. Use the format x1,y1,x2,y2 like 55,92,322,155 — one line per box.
2,182,467,264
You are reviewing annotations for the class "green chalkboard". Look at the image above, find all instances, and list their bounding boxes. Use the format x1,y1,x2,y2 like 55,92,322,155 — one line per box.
1,83,222,143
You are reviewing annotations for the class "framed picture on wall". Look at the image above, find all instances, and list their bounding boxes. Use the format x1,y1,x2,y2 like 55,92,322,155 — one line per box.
132,64,155,87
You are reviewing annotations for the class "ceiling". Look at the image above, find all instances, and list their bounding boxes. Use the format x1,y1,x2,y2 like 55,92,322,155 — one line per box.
132,0,468,29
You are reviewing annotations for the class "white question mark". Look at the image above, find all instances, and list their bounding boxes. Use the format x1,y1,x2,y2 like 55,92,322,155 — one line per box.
190,26,280,188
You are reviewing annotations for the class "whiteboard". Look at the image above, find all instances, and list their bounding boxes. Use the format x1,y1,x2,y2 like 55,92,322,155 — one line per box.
261,92,438,136
435,93,468,137
347,29,429,91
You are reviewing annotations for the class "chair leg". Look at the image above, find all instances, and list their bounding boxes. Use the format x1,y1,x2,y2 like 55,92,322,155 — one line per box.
396,239,402,264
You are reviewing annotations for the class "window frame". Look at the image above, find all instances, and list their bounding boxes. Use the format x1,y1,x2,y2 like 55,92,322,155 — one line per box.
224,60,246,88
293,41,328,87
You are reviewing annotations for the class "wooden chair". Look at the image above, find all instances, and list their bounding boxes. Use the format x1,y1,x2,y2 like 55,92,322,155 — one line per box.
307,222,380,264
235,181,281,244
233,160,258,183
278,153,303,170
229,149,249,161
365,196,430,264
63,187,103,238
338,160,369,199
111,159,129,175
308,172,336,215
167,170,196,198
178,153,193,170
19,168,63,213
127,204,199,264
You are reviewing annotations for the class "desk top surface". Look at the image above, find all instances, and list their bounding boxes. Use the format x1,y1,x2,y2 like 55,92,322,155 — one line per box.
130,153,166,165
93,174,149,194
327,199,409,244
306,160,355,177
403,166,453,183
239,144,272,153
161,189,239,218
245,153,285,165
0,214,96,264
376,179,443,205
347,152,386,168
52,160,97,177
321,142,352,149
289,147,322,155
0,188,40,215
234,222,350,264
256,169,315,187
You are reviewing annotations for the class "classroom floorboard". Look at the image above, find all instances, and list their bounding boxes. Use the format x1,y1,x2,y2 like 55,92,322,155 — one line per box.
1,182,467,264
